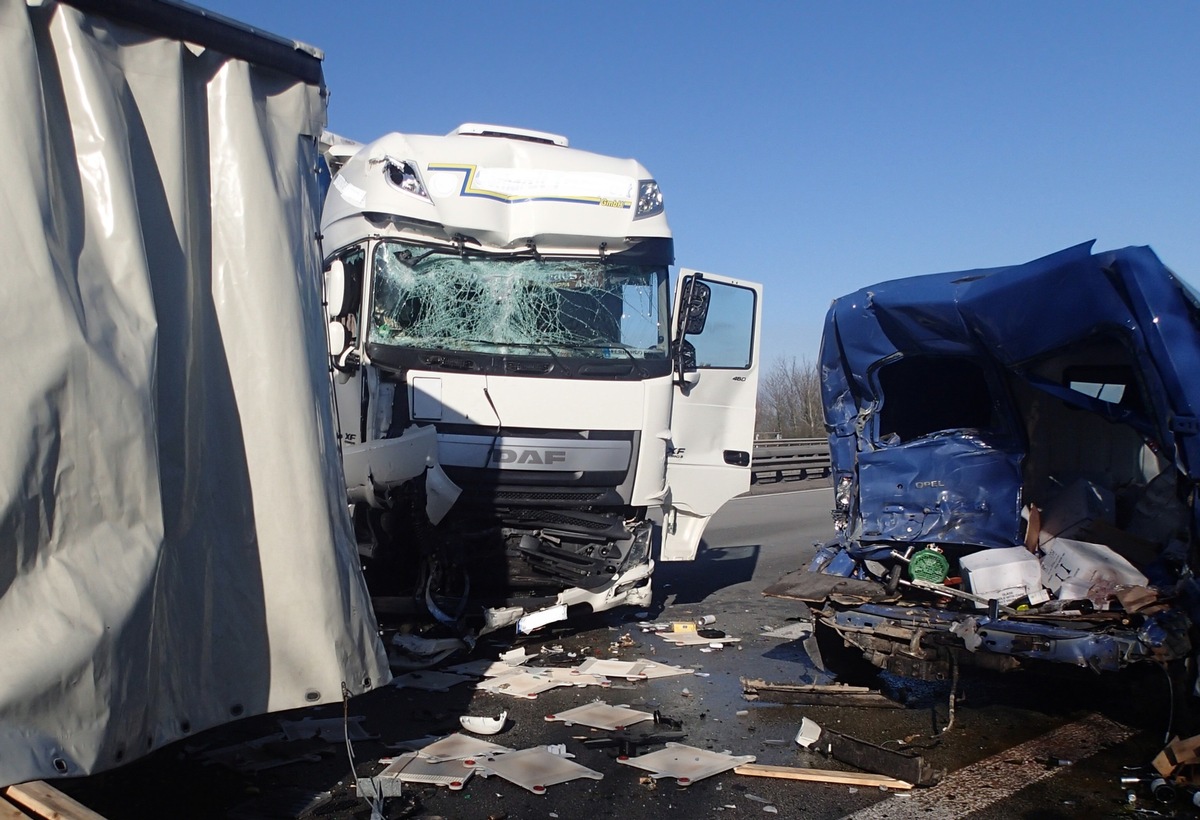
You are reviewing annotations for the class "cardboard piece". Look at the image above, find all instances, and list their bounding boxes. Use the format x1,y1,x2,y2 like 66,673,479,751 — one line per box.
1115,585,1160,614
1041,536,1149,607
1154,734,1200,779
960,546,1045,608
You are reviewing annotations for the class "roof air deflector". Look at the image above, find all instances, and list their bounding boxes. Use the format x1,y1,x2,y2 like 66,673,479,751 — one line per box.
449,123,569,147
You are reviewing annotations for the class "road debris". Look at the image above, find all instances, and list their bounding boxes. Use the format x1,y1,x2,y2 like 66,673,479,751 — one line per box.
466,747,604,794
459,711,508,735
3,780,108,820
474,670,578,699
411,732,514,764
544,702,655,731
741,678,903,708
575,657,694,680
1153,733,1200,784
657,630,741,647
388,633,470,670
734,763,914,790
617,743,755,785
795,717,943,786
366,753,473,791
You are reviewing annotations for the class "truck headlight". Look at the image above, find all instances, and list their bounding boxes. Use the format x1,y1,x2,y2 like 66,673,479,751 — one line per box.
379,157,432,203
835,475,853,510
635,179,664,219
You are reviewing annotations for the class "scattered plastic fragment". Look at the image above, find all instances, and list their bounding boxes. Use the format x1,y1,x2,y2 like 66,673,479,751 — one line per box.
459,711,507,735
795,717,822,748
388,633,468,670
544,702,654,731
467,746,604,793
414,732,513,763
617,743,756,785
659,630,740,647
371,753,473,790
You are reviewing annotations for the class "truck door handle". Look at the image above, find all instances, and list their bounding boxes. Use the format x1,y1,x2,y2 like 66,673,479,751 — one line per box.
723,450,750,467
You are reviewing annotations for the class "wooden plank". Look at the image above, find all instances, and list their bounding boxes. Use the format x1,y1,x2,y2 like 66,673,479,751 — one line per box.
734,763,913,790
3,782,106,820
0,796,31,819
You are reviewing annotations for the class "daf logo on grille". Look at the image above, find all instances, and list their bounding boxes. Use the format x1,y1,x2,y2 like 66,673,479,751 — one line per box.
491,448,568,465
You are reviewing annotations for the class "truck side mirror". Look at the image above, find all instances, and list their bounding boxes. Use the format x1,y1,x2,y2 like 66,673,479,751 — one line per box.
328,319,359,379
324,259,348,318
674,338,698,387
681,279,711,335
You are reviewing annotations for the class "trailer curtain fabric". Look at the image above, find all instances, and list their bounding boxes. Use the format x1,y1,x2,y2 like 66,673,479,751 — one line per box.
0,0,388,785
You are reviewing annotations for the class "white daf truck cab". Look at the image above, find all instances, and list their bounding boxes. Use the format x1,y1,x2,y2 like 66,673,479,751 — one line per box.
320,124,761,634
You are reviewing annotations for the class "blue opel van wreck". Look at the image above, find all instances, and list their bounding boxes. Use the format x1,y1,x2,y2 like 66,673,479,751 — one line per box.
774,242,1200,679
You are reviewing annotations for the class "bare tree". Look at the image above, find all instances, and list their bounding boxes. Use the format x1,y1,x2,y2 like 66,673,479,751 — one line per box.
756,356,825,438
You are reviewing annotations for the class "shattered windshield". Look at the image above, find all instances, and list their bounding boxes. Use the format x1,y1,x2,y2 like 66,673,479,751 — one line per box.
369,240,669,359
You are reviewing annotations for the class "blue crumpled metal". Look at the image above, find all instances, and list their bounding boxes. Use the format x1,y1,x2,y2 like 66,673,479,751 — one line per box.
821,241,1200,550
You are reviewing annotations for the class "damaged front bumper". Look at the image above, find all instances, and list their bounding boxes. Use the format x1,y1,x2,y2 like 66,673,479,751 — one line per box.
769,545,1191,681
480,558,655,636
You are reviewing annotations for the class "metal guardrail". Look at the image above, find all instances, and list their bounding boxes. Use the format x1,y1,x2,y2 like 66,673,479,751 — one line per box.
750,438,831,483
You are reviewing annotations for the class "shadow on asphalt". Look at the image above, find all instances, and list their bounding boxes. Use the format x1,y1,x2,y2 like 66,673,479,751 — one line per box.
651,541,760,605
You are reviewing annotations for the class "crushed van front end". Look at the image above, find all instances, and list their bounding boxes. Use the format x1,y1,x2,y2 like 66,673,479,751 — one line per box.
782,243,1200,679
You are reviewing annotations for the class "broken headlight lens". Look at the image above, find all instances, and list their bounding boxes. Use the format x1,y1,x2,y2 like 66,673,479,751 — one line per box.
381,158,431,202
835,475,853,510
635,179,664,219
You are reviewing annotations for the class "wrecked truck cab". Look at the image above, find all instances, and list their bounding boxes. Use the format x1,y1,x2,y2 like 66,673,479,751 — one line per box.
783,242,1200,680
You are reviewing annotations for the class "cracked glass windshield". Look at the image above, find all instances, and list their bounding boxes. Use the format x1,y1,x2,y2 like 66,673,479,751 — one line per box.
370,240,669,358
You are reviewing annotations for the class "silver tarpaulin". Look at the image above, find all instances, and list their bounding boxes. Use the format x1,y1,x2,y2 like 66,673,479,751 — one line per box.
0,0,389,785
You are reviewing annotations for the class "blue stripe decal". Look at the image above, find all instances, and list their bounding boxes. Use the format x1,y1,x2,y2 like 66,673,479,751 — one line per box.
427,164,632,208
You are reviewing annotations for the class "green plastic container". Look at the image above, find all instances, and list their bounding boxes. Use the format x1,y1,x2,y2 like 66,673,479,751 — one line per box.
908,547,950,583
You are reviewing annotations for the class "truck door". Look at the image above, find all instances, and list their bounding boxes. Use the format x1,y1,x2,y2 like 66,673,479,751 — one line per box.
661,270,762,561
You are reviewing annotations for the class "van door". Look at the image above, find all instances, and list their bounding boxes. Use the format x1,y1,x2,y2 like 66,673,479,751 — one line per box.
661,270,762,561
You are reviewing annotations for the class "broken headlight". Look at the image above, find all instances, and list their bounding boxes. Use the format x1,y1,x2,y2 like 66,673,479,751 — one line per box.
379,157,432,203
835,475,853,510
635,179,664,219
832,474,854,532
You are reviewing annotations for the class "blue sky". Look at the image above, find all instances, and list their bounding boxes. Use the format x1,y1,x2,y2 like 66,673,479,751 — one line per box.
197,1,1200,364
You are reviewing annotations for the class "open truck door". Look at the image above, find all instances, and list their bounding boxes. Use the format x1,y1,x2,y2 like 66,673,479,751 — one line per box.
660,270,763,561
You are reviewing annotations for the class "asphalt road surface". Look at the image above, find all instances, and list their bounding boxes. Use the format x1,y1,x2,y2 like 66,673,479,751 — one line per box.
58,478,1195,819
